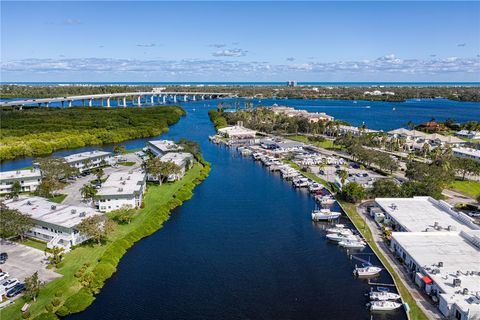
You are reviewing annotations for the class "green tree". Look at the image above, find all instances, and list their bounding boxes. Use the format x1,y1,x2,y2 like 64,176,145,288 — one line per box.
80,184,97,203
76,215,115,245
113,145,126,154
340,182,366,203
370,179,401,198
45,246,65,267
35,157,79,197
452,157,480,180
108,206,136,224
93,167,104,182
0,202,34,240
24,271,43,302
8,180,22,199
145,158,181,184
338,170,348,185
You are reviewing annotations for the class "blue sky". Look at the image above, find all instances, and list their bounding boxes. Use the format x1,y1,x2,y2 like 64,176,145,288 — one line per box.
1,1,479,82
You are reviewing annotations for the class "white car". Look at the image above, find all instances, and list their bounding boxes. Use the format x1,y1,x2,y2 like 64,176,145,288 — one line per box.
0,272,9,281
1,278,19,291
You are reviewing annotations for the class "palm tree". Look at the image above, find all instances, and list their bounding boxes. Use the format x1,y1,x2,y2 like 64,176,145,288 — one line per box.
80,184,97,204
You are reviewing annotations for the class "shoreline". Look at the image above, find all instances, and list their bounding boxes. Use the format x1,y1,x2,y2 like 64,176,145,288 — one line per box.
1,159,211,320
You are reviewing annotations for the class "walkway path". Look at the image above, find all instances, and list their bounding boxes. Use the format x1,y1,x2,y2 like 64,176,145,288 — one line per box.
357,201,443,320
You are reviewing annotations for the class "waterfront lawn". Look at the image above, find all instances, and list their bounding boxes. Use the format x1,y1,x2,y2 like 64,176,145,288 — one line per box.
339,201,429,320
287,135,343,150
449,179,480,198
1,163,204,320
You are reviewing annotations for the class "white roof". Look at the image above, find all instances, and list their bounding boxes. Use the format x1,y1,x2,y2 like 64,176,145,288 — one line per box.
147,140,183,153
453,147,480,158
97,171,145,197
159,152,193,167
217,125,256,136
0,169,41,181
376,197,478,233
4,196,101,229
392,231,480,315
64,150,112,164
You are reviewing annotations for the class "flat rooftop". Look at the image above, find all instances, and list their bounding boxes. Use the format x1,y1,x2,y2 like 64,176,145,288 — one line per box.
147,140,183,153
217,125,256,135
453,147,480,157
159,152,193,167
64,150,112,163
392,231,480,314
376,197,476,233
0,169,41,180
4,196,101,229
97,171,145,197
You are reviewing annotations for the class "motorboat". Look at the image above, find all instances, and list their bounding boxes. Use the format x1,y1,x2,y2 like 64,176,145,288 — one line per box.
252,152,263,160
312,209,342,221
293,178,309,188
326,233,358,242
338,239,366,249
369,301,402,312
320,196,335,206
354,265,382,277
309,183,323,192
369,291,401,301
326,225,351,234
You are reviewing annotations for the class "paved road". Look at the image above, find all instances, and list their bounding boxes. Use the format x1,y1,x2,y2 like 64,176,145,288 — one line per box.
357,202,443,320
0,239,61,284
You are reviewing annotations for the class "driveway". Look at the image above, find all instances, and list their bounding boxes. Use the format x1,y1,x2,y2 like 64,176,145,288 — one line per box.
0,239,61,284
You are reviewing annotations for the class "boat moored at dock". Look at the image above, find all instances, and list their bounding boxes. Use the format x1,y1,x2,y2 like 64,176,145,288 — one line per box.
311,209,342,221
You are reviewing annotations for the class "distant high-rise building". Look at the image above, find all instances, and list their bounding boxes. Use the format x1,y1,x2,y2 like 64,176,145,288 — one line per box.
286,80,297,87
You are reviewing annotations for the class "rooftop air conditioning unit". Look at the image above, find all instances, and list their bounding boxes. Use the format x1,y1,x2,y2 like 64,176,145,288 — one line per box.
463,288,469,295
454,278,462,287
79,212,86,217
434,221,439,228
448,225,457,231
118,188,123,192
71,209,77,214
438,262,443,267
27,201,32,205
51,205,57,210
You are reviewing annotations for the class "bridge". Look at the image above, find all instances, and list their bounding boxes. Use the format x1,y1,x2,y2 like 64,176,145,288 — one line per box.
0,91,232,108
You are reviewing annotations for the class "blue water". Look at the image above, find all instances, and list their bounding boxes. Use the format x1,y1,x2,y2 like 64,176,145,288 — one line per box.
1,98,479,172
63,102,405,320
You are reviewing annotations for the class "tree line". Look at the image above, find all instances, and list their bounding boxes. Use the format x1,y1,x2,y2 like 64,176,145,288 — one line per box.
0,106,185,160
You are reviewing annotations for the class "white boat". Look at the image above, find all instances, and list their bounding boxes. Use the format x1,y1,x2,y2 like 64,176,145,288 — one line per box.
320,197,335,206
309,183,323,192
354,265,382,277
338,239,366,249
293,178,309,188
326,225,351,234
369,301,402,312
312,209,342,221
326,233,358,242
369,291,401,301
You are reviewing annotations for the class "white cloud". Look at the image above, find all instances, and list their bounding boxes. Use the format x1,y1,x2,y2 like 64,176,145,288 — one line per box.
136,43,156,48
212,48,248,57
2,55,479,77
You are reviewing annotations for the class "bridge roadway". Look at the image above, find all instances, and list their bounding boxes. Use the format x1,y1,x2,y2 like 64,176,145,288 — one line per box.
0,91,232,107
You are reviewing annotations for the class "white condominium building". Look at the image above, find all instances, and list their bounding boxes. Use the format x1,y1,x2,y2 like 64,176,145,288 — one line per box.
4,196,102,250
146,140,184,157
452,147,480,162
96,170,146,213
158,152,194,181
64,150,114,173
0,169,42,194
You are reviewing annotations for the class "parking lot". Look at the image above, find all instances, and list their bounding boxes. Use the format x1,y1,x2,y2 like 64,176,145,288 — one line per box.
0,239,61,286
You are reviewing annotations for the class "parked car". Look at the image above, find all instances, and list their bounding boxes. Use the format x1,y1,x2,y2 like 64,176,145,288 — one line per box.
0,252,8,264
1,278,19,291
6,283,25,298
0,272,9,281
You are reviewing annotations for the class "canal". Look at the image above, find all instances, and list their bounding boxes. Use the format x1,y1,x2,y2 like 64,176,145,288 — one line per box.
6,97,477,319
59,101,404,320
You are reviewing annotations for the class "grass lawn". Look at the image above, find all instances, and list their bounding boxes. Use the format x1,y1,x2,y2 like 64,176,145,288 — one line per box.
449,180,480,198
18,238,48,252
288,135,343,150
1,163,204,320
119,161,136,166
48,194,67,204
